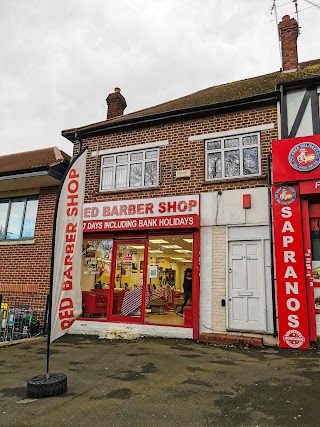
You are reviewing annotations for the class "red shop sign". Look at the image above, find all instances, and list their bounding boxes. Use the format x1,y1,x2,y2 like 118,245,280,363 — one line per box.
83,194,200,232
272,134,320,184
272,185,310,348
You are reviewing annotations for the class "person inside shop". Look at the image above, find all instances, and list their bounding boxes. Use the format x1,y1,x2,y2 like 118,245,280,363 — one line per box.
176,268,192,316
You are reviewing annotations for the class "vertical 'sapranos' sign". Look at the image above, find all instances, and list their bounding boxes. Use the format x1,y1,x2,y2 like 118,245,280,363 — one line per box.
272,185,310,348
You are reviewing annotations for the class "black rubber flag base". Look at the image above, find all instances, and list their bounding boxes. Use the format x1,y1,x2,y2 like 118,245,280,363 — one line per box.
27,373,67,398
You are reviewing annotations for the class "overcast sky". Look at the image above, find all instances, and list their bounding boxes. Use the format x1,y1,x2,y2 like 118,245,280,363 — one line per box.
1,0,319,156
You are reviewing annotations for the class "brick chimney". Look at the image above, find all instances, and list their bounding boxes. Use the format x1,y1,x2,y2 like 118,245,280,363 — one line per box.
106,87,127,119
278,15,299,71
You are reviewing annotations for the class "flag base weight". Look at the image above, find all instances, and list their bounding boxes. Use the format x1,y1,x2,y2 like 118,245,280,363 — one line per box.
27,373,67,399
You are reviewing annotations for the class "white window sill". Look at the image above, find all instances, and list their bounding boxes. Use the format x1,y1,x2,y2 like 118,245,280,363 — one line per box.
0,239,35,246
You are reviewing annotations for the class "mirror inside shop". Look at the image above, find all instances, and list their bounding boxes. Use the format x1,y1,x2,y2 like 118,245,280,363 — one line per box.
81,234,194,326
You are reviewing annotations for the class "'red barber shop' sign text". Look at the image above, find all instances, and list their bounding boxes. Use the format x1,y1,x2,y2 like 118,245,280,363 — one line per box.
83,194,200,232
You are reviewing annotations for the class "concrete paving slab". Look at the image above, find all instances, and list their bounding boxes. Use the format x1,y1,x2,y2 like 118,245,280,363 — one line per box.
0,335,319,427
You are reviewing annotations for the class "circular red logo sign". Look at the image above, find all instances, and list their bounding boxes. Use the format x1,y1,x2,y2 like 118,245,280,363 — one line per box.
275,186,296,205
283,330,305,348
288,142,320,172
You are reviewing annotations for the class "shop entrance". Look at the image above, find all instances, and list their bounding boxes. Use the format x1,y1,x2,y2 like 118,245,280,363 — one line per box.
109,239,147,322
304,201,320,340
80,233,197,329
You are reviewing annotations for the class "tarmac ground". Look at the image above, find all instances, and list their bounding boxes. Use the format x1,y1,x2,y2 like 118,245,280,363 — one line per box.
0,334,319,427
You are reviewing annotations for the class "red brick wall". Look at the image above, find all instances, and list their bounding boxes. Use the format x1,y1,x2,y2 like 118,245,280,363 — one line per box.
0,186,58,312
76,104,278,203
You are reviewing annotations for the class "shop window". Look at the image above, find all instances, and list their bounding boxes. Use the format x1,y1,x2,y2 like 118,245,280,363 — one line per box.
145,234,193,326
310,218,320,313
0,197,38,240
205,132,261,180
80,234,194,327
82,239,113,289
100,148,159,191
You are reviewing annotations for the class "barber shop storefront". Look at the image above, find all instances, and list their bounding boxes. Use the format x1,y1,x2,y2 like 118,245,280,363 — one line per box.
272,134,320,349
76,194,200,339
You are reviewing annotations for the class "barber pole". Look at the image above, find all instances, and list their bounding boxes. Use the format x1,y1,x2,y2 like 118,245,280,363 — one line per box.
272,185,310,348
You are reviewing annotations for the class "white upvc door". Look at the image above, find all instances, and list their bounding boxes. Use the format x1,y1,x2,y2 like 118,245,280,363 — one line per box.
228,240,266,332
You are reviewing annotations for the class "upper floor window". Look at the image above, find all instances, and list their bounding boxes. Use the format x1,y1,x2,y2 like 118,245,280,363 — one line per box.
0,197,39,240
205,133,261,181
100,148,160,191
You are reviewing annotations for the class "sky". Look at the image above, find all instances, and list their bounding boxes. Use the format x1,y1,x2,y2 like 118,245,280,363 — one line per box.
1,0,319,157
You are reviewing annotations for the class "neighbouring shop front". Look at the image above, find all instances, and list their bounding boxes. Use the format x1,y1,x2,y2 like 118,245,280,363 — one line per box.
272,134,320,349
78,194,200,338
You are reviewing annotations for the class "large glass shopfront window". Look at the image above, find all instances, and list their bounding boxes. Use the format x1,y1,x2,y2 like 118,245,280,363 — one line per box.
310,216,320,314
145,234,193,326
80,233,194,327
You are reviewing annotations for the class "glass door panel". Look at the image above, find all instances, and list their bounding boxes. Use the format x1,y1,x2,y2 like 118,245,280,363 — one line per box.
110,241,147,322
309,216,320,313
145,233,193,327
81,239,113,318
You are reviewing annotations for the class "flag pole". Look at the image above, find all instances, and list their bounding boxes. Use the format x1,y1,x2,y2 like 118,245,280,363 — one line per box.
46,146,88,376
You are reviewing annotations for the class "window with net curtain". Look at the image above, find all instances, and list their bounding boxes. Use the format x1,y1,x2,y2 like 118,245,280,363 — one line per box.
0,197,39,240
205,133,261,181
100,148,160,191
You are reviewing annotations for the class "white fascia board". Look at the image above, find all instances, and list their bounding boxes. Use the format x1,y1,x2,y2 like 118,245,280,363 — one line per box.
91,140,169,157
188,123,275,142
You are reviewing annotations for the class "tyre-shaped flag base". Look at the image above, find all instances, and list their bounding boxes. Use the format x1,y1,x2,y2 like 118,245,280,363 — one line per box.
27,373,67,398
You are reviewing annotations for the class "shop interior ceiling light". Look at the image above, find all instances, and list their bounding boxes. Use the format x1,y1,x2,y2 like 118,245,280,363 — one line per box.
183,239,193,243
174,249,192,253
129,245,145,249
149,250,164,253
171,257,185,261
162,245,182,249
149,239,169,244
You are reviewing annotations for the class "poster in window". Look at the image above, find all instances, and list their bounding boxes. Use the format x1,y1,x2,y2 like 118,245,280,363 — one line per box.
149,265,157,279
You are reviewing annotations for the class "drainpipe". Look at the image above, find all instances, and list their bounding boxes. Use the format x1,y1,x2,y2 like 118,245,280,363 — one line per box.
267,153,278,338
74,132,83,153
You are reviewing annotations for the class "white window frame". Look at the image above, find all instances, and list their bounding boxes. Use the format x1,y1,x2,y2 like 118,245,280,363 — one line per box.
100,148,160,192
0,196,39,241
205,132,261,181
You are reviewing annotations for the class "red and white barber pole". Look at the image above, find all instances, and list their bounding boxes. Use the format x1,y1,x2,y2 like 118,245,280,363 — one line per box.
50,147,87,343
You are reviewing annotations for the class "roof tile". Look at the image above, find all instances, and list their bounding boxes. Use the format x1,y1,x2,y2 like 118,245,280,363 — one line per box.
0,147,70,175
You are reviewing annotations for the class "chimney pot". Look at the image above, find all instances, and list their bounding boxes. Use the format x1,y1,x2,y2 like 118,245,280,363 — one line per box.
278,15,299,72
106,87,127,119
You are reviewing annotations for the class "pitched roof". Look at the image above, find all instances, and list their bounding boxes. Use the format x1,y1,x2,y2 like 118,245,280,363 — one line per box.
0,147,70,176
62,59,320,140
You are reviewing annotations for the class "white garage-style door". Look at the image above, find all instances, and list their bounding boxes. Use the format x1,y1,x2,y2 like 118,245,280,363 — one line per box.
228,240,266,332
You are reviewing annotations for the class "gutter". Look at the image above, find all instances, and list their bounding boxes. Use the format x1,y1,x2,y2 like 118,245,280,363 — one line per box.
62,91,279,142
0,167,65,182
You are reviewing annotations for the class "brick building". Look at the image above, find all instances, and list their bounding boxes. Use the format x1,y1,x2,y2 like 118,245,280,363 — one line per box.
60,15,320,346
0,147,70,322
